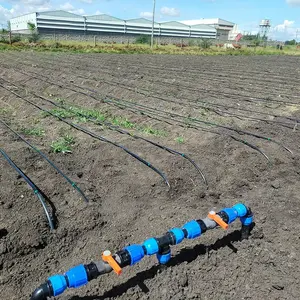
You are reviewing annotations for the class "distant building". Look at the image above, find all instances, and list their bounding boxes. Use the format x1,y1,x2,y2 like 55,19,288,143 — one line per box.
181,18,238,40
10,10,217,39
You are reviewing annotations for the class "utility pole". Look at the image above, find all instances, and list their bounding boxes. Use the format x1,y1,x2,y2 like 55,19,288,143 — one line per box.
151,0,156,48
296,29,299,44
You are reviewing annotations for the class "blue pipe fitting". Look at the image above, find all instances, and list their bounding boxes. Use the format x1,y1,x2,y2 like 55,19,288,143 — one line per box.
124,245,145,265
65,265,88,289
232,203,248,218
221,208,238,224
169,228,185,244
31,203,253,300
182,220,201,239
240,215,253,226
143,238,159,255
48,275,67,296
157,251,171,264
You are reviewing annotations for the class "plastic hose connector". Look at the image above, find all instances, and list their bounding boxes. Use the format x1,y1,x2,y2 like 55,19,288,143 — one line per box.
65,265,88,289
182,220,201,239
124,245,145,265
232,203,248,218
143,238,159,255
221,208,238,224
169,228,185,244
240,215,253,226
48,275,67,296
157,251,171,264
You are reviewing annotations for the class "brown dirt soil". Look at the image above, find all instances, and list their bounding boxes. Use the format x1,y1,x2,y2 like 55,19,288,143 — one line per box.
0,52,300,300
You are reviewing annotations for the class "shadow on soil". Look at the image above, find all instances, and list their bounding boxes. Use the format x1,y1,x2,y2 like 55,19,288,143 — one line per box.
70,227,254,300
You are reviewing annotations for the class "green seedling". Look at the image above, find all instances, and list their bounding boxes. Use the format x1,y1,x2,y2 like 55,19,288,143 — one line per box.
21,127,45,136
142,126,167,137
175,136,184,144
51,135,75,154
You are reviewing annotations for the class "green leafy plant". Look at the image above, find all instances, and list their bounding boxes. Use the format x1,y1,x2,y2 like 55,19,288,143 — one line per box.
21,127,45,136
112,117,135,128
51,135,75,154
198,39,212,49
27,22,40,43
135,35,151,45
11,35,21,43
175,136,184,144
142,126,166,137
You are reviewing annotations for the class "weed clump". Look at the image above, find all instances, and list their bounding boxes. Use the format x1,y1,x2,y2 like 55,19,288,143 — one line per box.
21,127,45,136
51,135,75,154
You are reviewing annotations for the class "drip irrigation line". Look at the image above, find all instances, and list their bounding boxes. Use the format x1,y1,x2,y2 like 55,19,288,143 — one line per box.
59,69,300,125
108,98,270,162
3,65,298,130
6,69,273,162
0,119,89,203
27,94,208,185
7,69,291,153
103,97,293,155
4,64,300,121
0,148,54,230
10,56,300,103
7,70,268,162
0,84,170,188
97,80,299,128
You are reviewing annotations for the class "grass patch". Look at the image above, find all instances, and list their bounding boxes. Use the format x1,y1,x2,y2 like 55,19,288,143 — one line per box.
0,108,13,116
112,117,135,128
51,135,75,154
175,136,184,144
142,126,167,137
46,103,167,137
1,40,300,56
21,127,45,136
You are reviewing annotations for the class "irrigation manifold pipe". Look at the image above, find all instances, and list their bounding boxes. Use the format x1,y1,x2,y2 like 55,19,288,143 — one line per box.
31,203,253,300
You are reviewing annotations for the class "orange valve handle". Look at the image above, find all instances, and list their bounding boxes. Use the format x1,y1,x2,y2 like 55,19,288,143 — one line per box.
208,211,229,230
102,250,122,275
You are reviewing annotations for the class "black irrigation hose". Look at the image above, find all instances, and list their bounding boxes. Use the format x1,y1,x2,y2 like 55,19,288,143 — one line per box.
0,119,89,203
103,97,293,155
0,84,170,188
3,72,269,163
27,94,208,185
12,65,300,125
71,75,300,127
13,69,290,154
11,56,300,106
5,65,299,126
0,148,54,230
14,67,288,156
107,99,270,162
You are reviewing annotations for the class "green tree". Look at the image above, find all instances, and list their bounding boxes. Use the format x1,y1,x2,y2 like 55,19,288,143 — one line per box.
285,39,296,45
135,35,151,44
27,22,39,42
198,38,212,49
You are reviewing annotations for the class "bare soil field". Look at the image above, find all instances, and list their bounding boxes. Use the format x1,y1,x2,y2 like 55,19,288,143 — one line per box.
0,52,300,300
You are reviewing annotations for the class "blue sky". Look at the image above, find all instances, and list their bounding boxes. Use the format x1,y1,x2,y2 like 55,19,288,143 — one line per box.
0,0,300,40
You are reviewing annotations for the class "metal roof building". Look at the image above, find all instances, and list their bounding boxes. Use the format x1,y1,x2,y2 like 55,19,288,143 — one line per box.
181,18,236,40
10,10,217,39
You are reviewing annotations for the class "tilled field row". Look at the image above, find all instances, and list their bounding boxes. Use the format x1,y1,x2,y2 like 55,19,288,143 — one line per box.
1,52,300,300
6,52,300,99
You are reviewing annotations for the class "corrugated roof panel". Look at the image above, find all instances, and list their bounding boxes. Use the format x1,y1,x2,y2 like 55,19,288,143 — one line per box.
160,21,189,29
126,18,157,25
87,14,123,22
181,18,234,27
217,19,235,26
191,24,216,32
38,10,83,19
